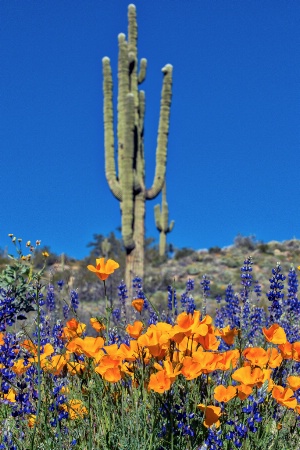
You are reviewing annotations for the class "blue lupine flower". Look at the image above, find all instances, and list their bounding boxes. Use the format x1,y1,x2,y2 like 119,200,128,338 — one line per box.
132,277,149,310
63,304,69,319
113,308,121,321
254,281,262,299
181,279,195,314
267,263,285,325
70,290,79,312
200,275,210,316
57,279,65,290
240,257,253,295
46,284,56,312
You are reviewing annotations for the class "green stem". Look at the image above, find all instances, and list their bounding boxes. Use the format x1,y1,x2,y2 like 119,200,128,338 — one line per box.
88,392,92,450
103,280,110,342
30,283,42,450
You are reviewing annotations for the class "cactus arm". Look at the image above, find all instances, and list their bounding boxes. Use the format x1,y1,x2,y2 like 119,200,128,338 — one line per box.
102,57,122,200
154,204,162,231
128,4,137,57
135,89,145,192
146,64,173,200
168,220,175,233
117,33,129,186
138,58,147,84
128,5,138,108
121,93,135,251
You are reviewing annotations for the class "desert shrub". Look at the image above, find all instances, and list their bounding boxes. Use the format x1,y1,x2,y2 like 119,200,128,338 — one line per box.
174,247,195,260
234,233,257,250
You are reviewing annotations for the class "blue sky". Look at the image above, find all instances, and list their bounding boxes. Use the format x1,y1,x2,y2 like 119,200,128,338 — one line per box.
1,1,300,259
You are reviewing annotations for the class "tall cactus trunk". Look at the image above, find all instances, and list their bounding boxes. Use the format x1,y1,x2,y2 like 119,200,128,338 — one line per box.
125,191,145,290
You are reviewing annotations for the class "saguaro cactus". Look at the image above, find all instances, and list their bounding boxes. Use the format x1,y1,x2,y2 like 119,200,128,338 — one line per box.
102,4,173,293
101,238,111,259
154,182,175,256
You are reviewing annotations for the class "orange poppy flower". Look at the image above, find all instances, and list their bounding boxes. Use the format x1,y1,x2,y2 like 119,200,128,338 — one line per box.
27,343,55,364
197,404,222,428
66,318,82,331
137,324,169,359
266,347,282,368
87,258,119,281
153,360,181,384
67,361,86,376
287,376,300,391
272,385,297,409
90,317,106,333
268,378,275,392
236,384,253,400
172,311,212,342
21,339,38,356
68,336,105,359
12,359,30,375
61,399,88,420
148,369,171,393
28,414,36,428
215,326,239,346
41,354,69,376
292,342,300,362
117,340,140,361
132,299,144,313
181,356,203,380
278,341,293,360
195,325,220,351
126,321,144,339
232,366,264,387
215,349,240,371
214,385,237,403
192,350,222,374
3,389,16,403
262,324,287,344
243,347,269,368
174,335,199,359
62,319,86,340
95,354,122,382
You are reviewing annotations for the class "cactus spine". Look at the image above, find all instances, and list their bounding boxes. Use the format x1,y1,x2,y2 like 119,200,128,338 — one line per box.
154,182,174,256
102,4,173,293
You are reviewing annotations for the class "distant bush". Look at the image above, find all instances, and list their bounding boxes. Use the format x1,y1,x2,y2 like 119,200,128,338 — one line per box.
174,247,195,260
234,233,257,250
257,243,269,253
208,246,221,254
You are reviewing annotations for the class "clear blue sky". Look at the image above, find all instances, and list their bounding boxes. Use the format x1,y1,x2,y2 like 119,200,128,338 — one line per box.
1,1,300,259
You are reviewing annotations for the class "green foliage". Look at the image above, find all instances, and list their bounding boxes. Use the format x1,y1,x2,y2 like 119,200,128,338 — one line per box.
174,247,195,260
33,246,59,269
0,259,36,324
0,238,48,327
234,233,257,250
258,243,270,253
208,246,221,254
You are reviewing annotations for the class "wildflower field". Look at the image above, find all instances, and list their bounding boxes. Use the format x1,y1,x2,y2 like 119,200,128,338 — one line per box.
0,237,299,450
